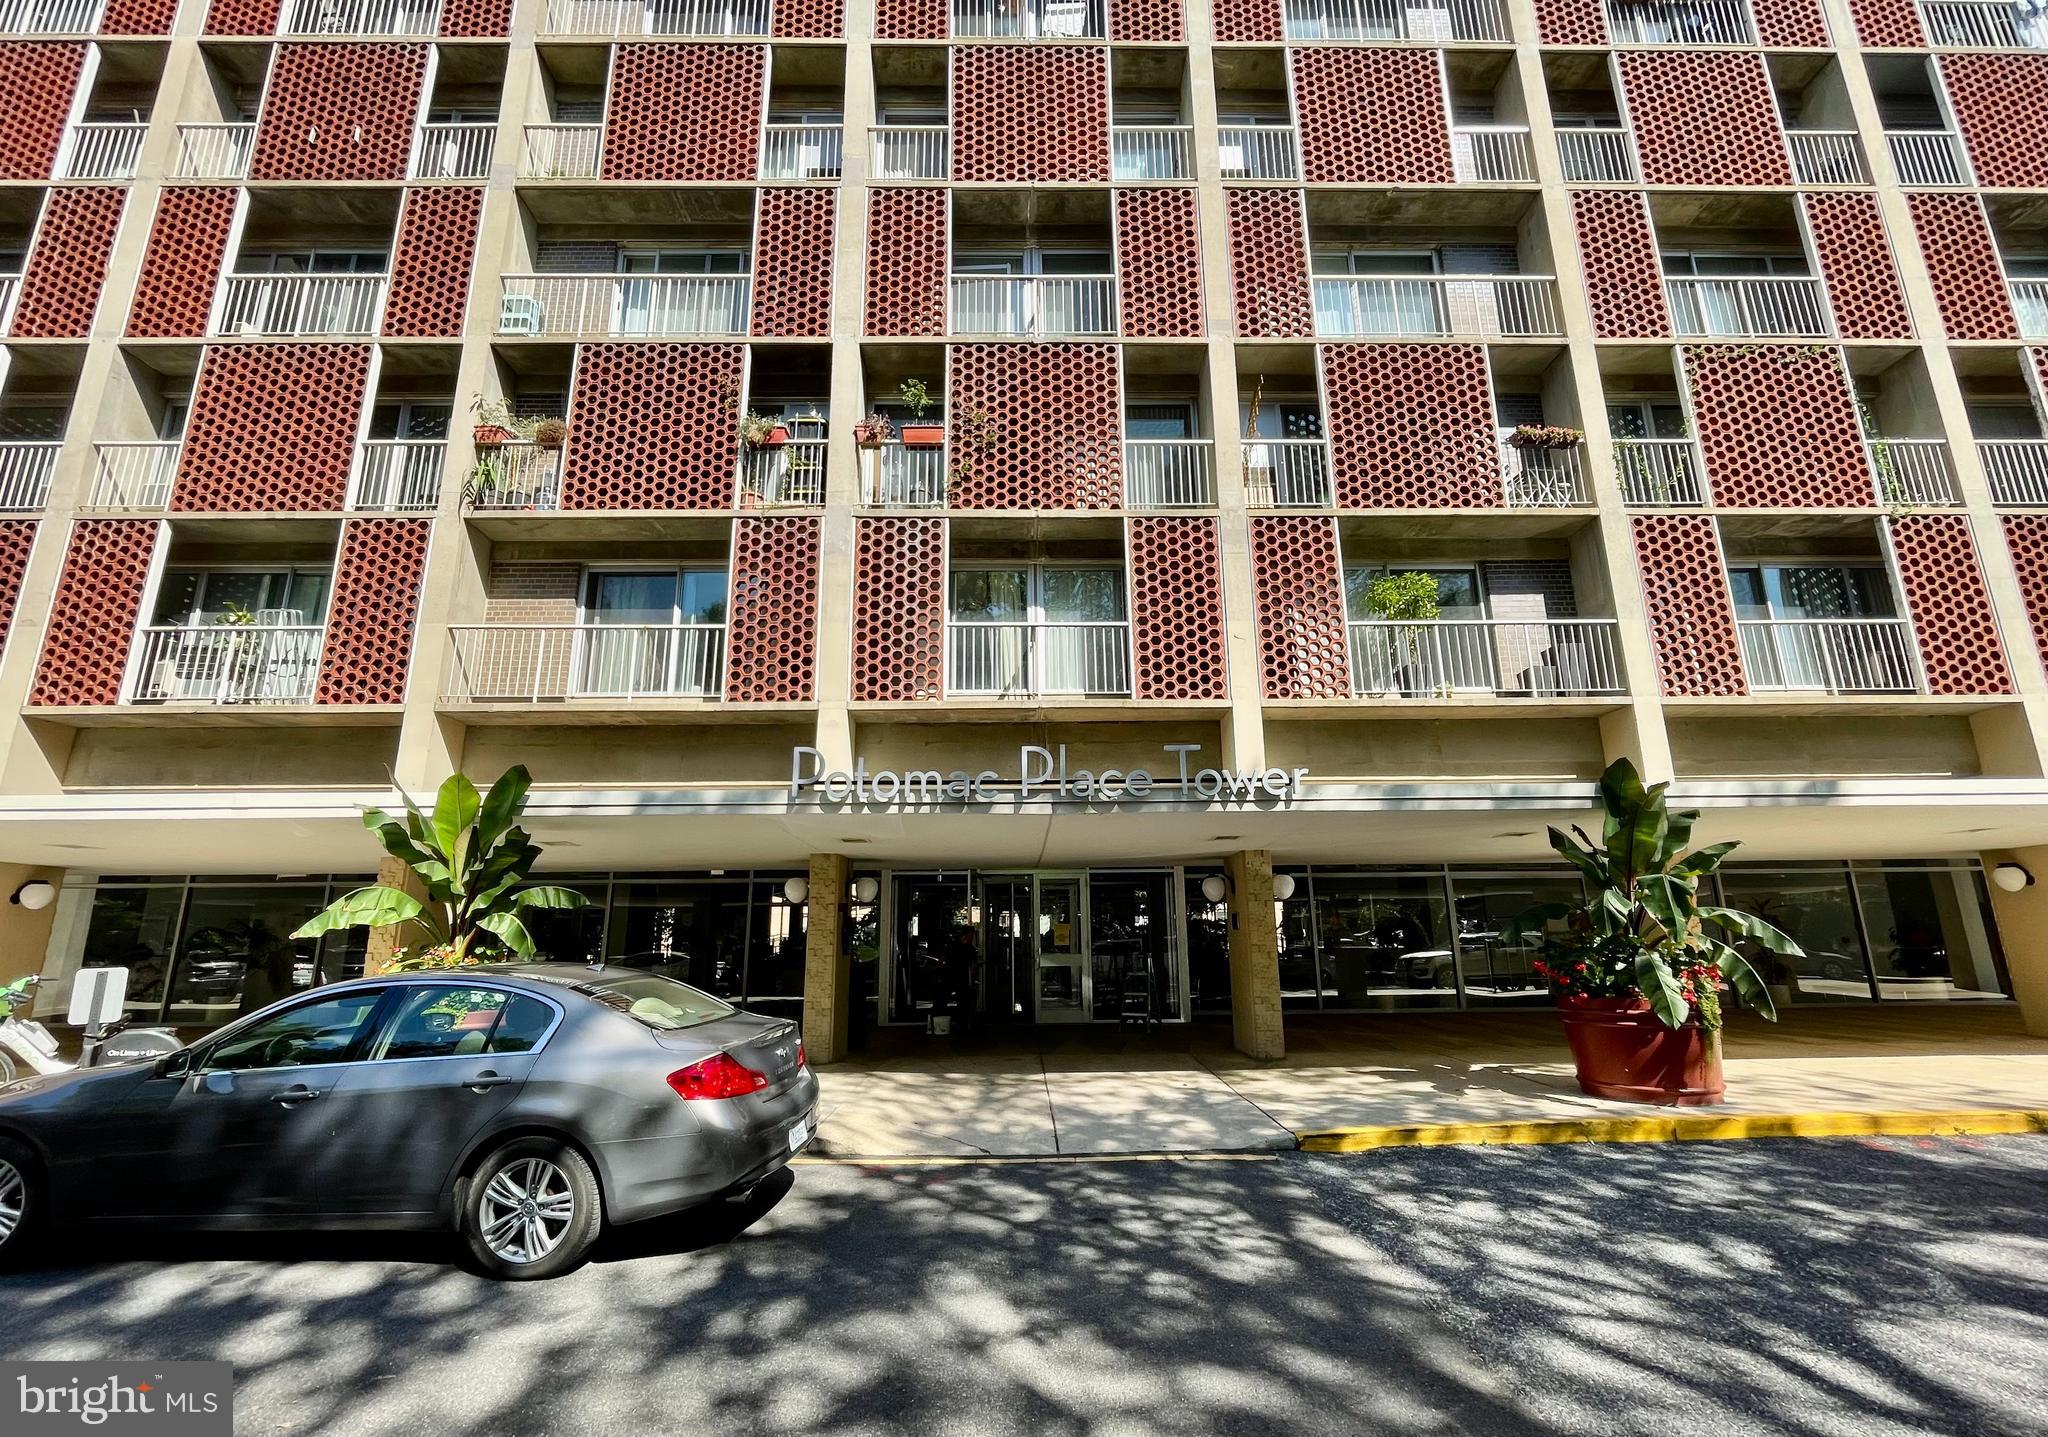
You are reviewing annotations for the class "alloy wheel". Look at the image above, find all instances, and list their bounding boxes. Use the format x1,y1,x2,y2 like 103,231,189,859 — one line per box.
478,1157,575,1265
0,1158,24,1247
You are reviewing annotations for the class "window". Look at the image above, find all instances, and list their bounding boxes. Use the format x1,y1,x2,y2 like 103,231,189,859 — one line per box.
1344,566,1483,621
239,250,388,275
204,989,386,1072
576,568,729,697
1729,564,1905,692
948,565,1129,695
371,986,558,1059
150,569,332,628
1124,403,1195,440
1606,402,1688,441
1726,565,1897,621
1967,403,2045,440
368,402,452,441
616,251,750,334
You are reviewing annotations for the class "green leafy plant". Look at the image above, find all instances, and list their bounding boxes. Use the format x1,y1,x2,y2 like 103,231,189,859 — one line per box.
292,766,588,961
1508,423,1584,451
897,378,936,419
1507,758,1803,1032
210,601,257,628
948,404,1000,487
739,411,787,448
1360,571,1442,624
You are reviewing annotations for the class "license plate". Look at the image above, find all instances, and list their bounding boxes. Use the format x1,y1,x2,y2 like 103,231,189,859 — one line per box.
786,1116,810,1152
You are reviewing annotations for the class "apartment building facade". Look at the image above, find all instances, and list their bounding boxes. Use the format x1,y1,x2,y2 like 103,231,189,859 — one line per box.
0,0,2043,1059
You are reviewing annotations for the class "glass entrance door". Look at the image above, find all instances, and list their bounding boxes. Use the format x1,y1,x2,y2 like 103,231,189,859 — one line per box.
1034,875,1089,1022
980,876,1033,1024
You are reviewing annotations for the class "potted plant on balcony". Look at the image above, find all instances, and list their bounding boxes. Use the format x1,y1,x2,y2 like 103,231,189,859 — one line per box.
1506,758,1801,1106
532,416,568,452
1508,423,1584,451
470,395,523,448
898,379,944,448
740,412,791,449
854,411,895,449
1360,571,1441,696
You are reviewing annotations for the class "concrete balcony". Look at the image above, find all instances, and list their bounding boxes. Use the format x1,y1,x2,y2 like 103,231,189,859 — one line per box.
951,0,1103,37
1602,0,1756,43
870,126,949,182
521,125,602,180
947,622,1133,699
949,275,1117,339
1111,126,1195,183
760,124,843,181
1556,128,1638,184
497,274,751,338
443,624,727,703
1243,439,1333,509
860,442,947,509
1499,441,1588,508
1885,131,1972,187
126,625,324,706
1737,618,1921,695
1615,439,1708,507
1785,131,1868,186
0,441,59,511
277,0,442,34
86,441,181,512
174,124,254,181
1347,619,1625,699
412,123,495,181
1664,276,1831,339
1312,276,1564,340
540,0,767,34
2011,281,2048,341
1218,126,1299,182
1282,0,1510,41
1916,0,2048,49
213,274,387,339
1980,440,2048,507
0,0,103,32
1123,440,1215,510
1867,438,1959,507
59,121,146,180
350,440,446,512
738,440,826,507
1451,126,1535,184
468,441,564,511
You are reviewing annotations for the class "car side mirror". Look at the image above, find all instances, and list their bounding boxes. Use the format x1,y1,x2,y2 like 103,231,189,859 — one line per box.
153,1049,194,1080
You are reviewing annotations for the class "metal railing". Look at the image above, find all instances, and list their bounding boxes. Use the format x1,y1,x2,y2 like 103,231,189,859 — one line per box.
0,275,18,324
351,440,446,512
175,123,254,180
738,440,827,506
1313,276,1563,339
862,442,948,508
870,125,949,180
1602,0,1757,42
1111,126,1195,182
1786,130,1868,185
498,274,751,337
443,624,727,701
1866,438,1958,507
60,121,147,179
1737,618,1919,694
1282,0,1511,40
947,622,1132,698
950,0,1105,36
469,441,564,510
950,275,1117,337
1242,438,1333,508
1347,619,1625,698
1916,0,2048,48
279,0,442,33
1557,127,1638,183
760,124,843,180
87,441,181,511
541,0,770,33
1664,276,1831,338
1885,130,1972,187
0,0,105,32
1452,126,1535,183
1499,442,1589,507
412,122,495,180
0,441,59,511
1615,438,1708,506
521,124,602,179
1217,126,1299,181
2011,280,2048,341
214,274,386,337
1123,440,1215,509
1980,440,2048,506
128,626,324,705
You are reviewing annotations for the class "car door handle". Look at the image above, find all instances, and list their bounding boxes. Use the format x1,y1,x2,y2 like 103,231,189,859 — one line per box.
465,1071,514,1091
275,1085,322,1106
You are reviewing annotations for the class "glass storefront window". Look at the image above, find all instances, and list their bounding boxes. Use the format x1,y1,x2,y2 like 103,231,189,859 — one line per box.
521,880,608,965
1311,875,1457,1010
890,877,974,1024
1854,867,2008,1002
1277,879,1322,1011
78,886,184,1014
1715,869,1875,1005
607,880,753,1000
745,882,808,1011
1452,874,1583,1007
1089,873,1176,1020
165,883,330,1024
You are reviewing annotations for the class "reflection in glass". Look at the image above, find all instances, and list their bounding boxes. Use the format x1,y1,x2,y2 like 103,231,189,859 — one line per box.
891,877,974,1024
1454,874,1582,1006
1715,869,1874,1004
79,887,184,1014
1855,868,2007,1001
608,880,753,999
166,884,329,1024
1090,872,1173,1021
1278,884,1323,1010
1185,874,1231,1013
1312,876,1457,1009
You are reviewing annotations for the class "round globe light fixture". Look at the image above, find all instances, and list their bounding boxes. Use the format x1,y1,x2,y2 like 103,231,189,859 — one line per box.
1991,862,2034,894
10,880,55,911
783,876,810,905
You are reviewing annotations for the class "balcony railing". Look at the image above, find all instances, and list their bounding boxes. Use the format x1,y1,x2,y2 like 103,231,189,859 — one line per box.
521,124,602,179
1557,127,1638,183
470,441,564,510
1615,438,1708,506
1980,440,2048,506
0,440,59,511
2011,281,2048,341
738,440,827,506
1347,619,1625,699
541,0,768,33
1916,0,2048,49
214,274,386,337
60,121,147,180
1785,130,1868,186
279,0,442,33
1866,438,1958,507
498,274,751,337
1242,438,1333,508
1603,0,1756,42
1282,0,1511,41
175,123,254,180
1737,618,1919,694
950,0,1104,36
947,621,1133,699
950,275,1117,337
1313,276,1563,339
760,124,843,180
128,625,324,706
1218,126,1299,181
1499,442,1589,507
87,441,181,511
412,122,494,180
1885,131,1972,187
1664,276,1831,339
0,0,106,32
1111,125,1195,182
351,439,446,512
1124,440,1215,509
0,275,18,324
1452,125,1535,183
862,442,947,508
444,624,727,702
870,125,949,181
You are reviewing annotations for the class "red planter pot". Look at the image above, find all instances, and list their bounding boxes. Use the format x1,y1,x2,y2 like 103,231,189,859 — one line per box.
900,423,945,448
1556,997,1725,1106
473,423,513,447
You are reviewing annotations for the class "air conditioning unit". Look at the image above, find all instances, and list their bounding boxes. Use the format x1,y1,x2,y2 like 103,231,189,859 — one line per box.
499,294,544,336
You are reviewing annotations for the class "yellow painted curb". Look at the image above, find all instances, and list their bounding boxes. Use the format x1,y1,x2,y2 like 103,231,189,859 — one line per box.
1296,1109,2048,1153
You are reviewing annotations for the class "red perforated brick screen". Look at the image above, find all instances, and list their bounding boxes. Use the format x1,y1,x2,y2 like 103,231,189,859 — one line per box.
0,521,35,659
250,44,428,182
772,0,843,34
0,43,84,179
1847,0,1920,43
1116,190,1203,339
1130,517,1226,701
601,45,764,182
1908,193,2018,341
1616,52,1791,188
381,187,481,339
1291,48,1452,186
1890,515,2012,695
1533,0,1605,41
2001,515,2048,674
1322,344,1502,509
12,187,125,339
126,187,238,339
29,519,157,707
100,0,177,32
174,344,371,512
1938,55,2048,190
439,0,513,34
875,0,944,35
1249,516,1349,700
725,516,820,703
563,344,744,510
1112,0,1184,40
204,0,281,32
1801,193,1912,341
1212,0,1282,39
948,344,1121,509
1630,516,1746,697
851,516,944,702
864,188,947,337
951,46,1108,183
1751,0,1831,44
1570,190,1671,340
315,519,432,705
1226,188,1311,339
1684,346,1872,508
752,188,836,338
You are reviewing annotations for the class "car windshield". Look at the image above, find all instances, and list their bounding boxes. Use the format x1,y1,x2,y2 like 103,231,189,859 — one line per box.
552,972,735,1031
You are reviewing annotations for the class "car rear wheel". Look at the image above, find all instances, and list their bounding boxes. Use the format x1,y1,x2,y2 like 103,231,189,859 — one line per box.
462,1137,601,1281
0,1138,41,1270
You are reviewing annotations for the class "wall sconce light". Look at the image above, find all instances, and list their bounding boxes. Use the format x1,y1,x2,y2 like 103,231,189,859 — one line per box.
1200,874,1230,905
1992,862,2034,894
783,876,810,905
1273,874,1298,902
10,880,55,911
852,876,881,904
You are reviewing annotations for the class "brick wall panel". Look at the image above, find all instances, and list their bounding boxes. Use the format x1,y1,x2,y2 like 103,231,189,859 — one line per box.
1847,0,1921,43
381,186,482,339
1938,56,2048,191
772,0,843,35
204,0,281,31
1291,48,1453,186
12,187,126,339
0,43,84,179
752,188,837,338
439,0,514,35
1249,516,1349,700
1751,0,1831,45
951,47,1108,183
1212,0,1282,39
1890,515,2012,695
1685,346,1872,508
126,187,239,339
1321,344,1502,509
1130,517,1227,701
1112,0,1184,40
1616,53,1791,188
1907,193,2018,341
562,343,744,510
1570,191,1671,340
0,521,36,661
851,516,944,702
725,516,820,703
314,519,432,705
874,0,945,37
601,45,764,182
100,0,178,32
948,344,1121,509
1226,188,1312,339
1533,0,1606,42
1801,193,1912,341
1115,189,1203,339
250,44,428,182
2001,516,2048,675
29,520,156,707
174,345,372,512
1630,515,1746,697
865,188,947,337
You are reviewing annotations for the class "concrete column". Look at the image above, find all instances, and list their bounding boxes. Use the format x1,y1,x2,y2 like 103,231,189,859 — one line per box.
1981,845,2048,1036
801,851,852,1062
364,854,429,976
1225,848,1284,1060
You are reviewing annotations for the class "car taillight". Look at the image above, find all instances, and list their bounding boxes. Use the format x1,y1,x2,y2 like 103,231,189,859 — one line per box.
795,1039,807,1069
667,1052,770,1101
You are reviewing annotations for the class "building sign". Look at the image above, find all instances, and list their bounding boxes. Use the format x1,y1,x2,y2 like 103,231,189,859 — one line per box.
790,745,1309,807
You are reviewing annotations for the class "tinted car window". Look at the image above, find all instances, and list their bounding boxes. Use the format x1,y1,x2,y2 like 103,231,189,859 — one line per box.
487,993,556,1054
374,987,509,1060
581,973,733,1031
205,990,384,1072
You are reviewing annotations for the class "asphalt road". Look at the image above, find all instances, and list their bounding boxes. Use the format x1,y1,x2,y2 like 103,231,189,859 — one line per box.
3,1134,2045,1437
